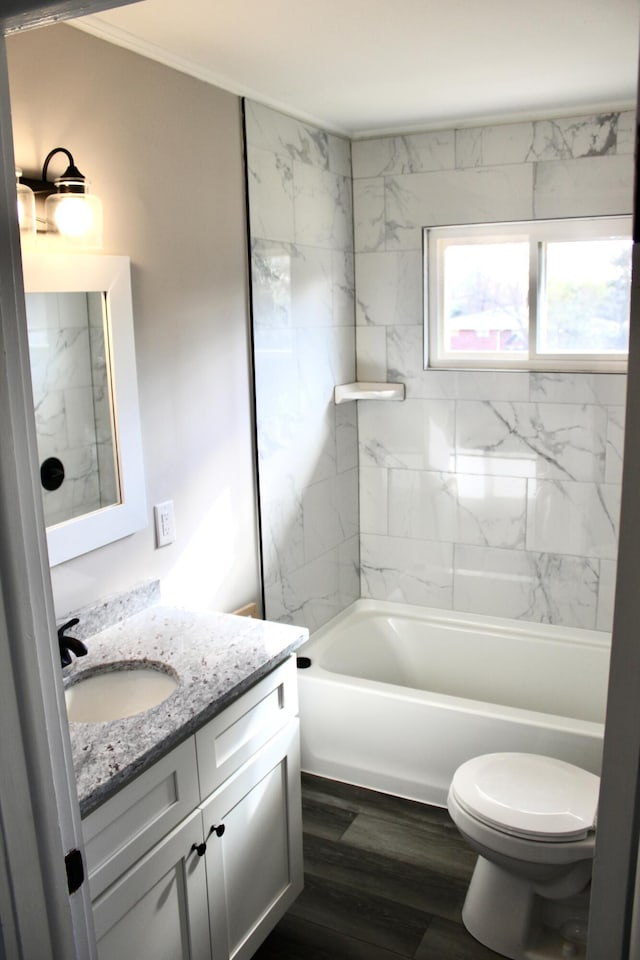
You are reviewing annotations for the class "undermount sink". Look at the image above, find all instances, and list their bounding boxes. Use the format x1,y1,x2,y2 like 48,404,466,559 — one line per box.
65,663,179,723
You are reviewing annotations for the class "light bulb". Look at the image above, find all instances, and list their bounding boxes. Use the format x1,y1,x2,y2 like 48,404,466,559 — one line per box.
53,195,94,237
45,189,103,249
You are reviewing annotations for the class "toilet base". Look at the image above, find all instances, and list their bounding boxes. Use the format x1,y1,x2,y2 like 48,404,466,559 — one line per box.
462,856,589,960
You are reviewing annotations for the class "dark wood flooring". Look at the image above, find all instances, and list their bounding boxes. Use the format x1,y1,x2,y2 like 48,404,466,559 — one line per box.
252,773,502,959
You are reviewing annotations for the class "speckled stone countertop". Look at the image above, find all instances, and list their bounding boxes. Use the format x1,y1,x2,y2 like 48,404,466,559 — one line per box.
63,604,307,818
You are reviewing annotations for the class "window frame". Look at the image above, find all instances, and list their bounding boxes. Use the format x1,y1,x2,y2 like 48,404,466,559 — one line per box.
424,215,632,373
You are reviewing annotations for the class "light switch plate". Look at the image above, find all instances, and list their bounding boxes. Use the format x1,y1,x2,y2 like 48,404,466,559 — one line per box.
154,500,176,547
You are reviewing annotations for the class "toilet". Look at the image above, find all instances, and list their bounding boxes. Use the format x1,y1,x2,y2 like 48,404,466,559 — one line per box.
447,753,599,960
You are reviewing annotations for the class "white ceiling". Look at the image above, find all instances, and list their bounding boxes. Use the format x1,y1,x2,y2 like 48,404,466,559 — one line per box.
75,0,640,138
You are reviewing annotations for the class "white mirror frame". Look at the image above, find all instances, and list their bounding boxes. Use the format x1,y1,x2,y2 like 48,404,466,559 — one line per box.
22,252,147,565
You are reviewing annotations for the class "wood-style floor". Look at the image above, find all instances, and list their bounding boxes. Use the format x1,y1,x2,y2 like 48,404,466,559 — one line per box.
252,773,502,959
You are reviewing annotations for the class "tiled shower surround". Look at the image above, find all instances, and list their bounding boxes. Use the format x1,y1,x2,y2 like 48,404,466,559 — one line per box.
246,103,634,633
245,102,359,631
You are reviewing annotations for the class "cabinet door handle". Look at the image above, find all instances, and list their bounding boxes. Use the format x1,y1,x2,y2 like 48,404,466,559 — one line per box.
191,842,207,857
208,824,225,838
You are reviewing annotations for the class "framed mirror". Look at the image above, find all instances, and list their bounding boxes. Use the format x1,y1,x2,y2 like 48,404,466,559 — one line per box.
22,253,147,565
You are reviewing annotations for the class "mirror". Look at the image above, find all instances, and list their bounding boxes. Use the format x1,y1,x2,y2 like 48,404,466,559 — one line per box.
22,253,147,565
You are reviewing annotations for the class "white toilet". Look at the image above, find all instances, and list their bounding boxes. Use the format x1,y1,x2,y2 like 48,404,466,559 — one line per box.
447,753,599,960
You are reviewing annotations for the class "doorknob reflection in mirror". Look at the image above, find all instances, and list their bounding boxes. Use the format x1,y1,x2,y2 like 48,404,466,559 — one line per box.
19,147,103,249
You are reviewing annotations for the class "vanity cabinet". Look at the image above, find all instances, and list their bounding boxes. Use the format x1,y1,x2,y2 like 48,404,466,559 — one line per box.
82,658,303,960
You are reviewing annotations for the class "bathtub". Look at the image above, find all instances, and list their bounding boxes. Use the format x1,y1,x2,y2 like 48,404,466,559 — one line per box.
297,599,610,807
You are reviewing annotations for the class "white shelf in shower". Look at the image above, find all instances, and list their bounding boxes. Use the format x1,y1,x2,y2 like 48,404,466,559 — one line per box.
333,382,406,404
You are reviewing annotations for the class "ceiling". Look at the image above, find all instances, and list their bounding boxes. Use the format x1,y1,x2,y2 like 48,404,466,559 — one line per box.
74,0,640,138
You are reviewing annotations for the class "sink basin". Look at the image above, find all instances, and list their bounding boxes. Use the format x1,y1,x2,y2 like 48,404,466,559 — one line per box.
65,663,179,723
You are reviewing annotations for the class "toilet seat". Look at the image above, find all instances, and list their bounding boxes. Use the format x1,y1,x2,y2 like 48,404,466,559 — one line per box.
450,753,599,842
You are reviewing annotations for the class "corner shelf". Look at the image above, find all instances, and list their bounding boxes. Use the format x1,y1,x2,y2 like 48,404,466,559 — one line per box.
334,382,406,405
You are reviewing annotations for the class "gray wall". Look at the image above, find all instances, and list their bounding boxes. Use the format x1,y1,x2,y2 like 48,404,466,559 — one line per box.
7,24,261,618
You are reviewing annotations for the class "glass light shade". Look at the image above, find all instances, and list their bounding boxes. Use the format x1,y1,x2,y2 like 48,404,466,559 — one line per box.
15,168,36,239
45,180,103,249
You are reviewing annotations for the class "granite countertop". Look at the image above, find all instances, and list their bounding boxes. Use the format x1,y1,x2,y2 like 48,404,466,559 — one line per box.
63,604,307,818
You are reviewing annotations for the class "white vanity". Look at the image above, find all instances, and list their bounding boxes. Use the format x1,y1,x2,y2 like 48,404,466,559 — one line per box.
63,595,307,960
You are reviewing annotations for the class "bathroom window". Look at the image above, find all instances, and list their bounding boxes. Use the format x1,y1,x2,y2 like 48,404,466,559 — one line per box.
424,216,632,372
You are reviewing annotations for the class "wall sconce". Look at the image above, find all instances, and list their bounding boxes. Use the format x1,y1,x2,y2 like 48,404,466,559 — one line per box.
20,147,103,249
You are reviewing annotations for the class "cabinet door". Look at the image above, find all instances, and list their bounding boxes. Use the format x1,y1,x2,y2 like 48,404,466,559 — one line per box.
201,720,303,960
83,737,200,900
92,809,211,960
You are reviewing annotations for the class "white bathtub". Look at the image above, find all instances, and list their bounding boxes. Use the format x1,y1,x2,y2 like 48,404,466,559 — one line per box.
297,599,610,807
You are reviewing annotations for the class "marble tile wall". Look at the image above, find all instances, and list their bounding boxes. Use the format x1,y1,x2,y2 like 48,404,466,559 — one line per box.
26,290,117,527
353,111,634,631
245,101,359,631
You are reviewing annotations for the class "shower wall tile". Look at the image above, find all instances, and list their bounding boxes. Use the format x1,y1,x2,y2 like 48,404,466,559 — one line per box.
338,535,361,610
384,165,534,250
355,250,423,326
335,402,359,473
246,146,295,242
250,240,293,328
354,109,632,632
245,100,331,169
294,162,353,250
352,131,455,178
452,544,599,629
388,470,458,543
356,325,387,381
529,372,627,406
455,122,535,168
388,470,527,549
332,251,356,327
525,480,620,560
328,134,352,178
533,155,633,218
360,534,453,608
302,469,359,564
454,401,608,482
264,546,343,632
360,467,388,536
353,178,386,253
246,101,359,632
605,406,626,485
455,113,622,170
358,399,455,472
529,114,619,160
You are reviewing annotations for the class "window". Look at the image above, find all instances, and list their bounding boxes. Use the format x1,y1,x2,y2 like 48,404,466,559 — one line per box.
425,216,632,372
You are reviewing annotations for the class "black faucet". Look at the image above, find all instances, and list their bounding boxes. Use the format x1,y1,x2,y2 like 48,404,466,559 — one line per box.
57,617,88,668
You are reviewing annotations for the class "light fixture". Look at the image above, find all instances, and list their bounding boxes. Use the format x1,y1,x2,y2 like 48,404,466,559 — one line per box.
20,147,103,249
15,167,36,241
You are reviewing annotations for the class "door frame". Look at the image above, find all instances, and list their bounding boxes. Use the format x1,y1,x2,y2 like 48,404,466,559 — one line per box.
0,4,135,957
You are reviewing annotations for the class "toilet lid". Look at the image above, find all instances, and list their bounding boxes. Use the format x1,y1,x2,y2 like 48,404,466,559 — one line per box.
450,753,600,841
